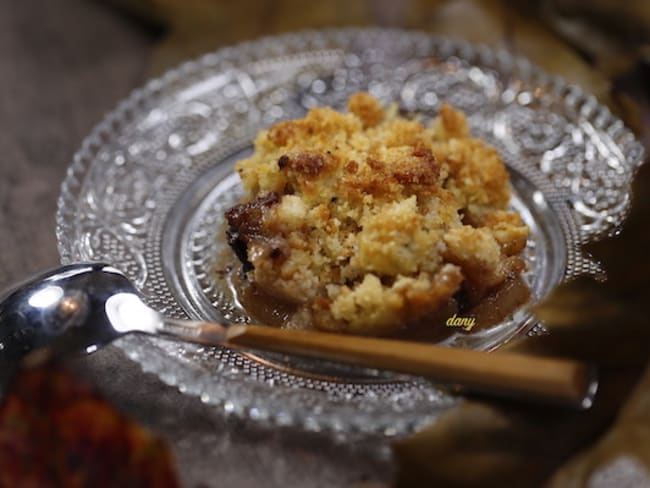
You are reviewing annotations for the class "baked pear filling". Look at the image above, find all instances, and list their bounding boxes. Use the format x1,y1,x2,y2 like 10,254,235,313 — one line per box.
225,93,529,336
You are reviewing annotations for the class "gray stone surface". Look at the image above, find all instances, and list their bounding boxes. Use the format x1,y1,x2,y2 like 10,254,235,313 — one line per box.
0,1,392,486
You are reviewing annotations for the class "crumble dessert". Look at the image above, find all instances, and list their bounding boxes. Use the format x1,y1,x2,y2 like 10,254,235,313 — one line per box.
225,93,529,336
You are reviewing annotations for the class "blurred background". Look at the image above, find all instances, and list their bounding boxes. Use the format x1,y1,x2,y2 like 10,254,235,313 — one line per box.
2,1,650,487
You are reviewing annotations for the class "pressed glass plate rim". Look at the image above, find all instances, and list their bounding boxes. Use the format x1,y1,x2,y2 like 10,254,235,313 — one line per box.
56,27,645,437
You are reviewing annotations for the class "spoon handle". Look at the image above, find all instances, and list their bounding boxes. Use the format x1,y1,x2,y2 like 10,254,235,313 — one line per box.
221,324,597,409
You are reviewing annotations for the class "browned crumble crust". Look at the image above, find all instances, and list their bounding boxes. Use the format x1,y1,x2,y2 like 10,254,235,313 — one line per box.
226,92,529,335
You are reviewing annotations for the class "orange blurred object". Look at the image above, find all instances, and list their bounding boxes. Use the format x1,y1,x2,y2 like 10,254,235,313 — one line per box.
0,364,180,488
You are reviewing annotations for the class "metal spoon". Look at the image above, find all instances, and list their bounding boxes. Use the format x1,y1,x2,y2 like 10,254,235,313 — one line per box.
0,263,227,365
0,263,598,407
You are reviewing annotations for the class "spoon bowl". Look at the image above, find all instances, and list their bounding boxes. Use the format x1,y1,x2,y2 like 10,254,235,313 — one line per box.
0,264,141,364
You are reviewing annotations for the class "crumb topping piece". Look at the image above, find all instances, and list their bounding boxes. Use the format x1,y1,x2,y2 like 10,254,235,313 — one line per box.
226,93,529,335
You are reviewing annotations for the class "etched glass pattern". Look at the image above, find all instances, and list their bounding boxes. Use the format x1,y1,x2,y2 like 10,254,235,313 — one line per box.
56,29,644,436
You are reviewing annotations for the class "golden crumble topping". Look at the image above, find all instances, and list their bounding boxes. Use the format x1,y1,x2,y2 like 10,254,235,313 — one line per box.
226,93,529,335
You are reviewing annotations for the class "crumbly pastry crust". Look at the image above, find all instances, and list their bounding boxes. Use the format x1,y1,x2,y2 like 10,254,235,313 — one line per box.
226,93,529,335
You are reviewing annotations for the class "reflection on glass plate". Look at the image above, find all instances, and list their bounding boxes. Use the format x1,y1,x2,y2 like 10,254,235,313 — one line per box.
56,29,644,437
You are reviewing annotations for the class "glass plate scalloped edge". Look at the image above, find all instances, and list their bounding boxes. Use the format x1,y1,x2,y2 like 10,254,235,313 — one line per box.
56,28,645,438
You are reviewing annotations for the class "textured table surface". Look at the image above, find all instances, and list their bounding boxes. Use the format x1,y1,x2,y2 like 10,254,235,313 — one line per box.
0,1,391,486
5,2,650,487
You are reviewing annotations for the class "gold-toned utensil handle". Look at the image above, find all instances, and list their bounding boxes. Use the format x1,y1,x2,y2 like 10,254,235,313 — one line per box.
225,324,598,409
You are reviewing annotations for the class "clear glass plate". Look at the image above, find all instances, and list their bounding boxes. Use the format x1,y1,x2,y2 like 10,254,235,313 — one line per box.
56,28,644,437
